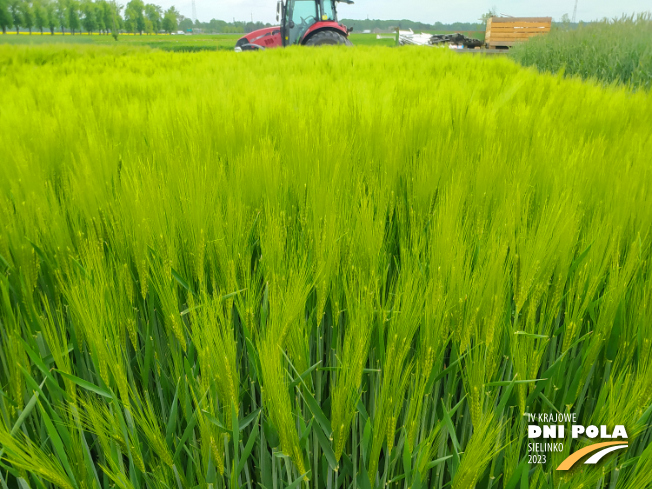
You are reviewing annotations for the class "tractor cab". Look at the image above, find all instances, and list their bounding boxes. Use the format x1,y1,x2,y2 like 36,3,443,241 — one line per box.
235,0,353,51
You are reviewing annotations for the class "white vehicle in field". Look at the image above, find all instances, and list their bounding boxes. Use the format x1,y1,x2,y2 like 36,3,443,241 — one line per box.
398,29,433,45
398,29,484,48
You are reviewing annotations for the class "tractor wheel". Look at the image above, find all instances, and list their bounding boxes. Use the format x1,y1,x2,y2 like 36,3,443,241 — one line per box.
304,30,353,46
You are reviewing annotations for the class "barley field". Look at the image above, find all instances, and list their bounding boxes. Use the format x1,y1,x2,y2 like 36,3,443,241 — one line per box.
0,44,651,489
511,13,652,91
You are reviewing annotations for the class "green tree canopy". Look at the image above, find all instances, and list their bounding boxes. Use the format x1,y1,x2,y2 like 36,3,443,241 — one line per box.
125,0,144,34
161,5,176,33
144,3,160,33
55,0,66,32
67,0,80,34
45,0,56,33
178,16,191,31
0,0,12,33
93,0,105,32
479,8,497,25
80,0,96,33
34,0,46,33
9,0,22,33
22,0,33,33
99,0,111,32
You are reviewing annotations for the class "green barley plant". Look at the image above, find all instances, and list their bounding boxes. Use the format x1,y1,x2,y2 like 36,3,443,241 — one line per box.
511,13,652,90
0,42,651,489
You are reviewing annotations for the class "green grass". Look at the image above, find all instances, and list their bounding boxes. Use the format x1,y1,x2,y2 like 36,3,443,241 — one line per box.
348,33,397,46
0,32,242,51
0,43,651,489
511,13,652,90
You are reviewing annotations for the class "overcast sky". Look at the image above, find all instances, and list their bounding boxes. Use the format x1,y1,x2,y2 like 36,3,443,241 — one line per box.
164,0,650,25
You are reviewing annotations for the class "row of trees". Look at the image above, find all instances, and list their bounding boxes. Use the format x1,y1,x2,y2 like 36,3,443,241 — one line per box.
0,3,593,38
0,0,180,35
180,18,274,34
0,0,272,36
121,1,180,35
342,15,587,33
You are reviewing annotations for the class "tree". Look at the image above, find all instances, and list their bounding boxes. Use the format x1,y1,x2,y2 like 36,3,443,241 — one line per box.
109,0,119,39
9,0,22,33
0,0,11,33
178,16,191,32
560,13,572,30
55,0,66,33
45,0,55,33
479,8,497,25
161,5,176,34
67,0,79,34
208,18,226,33
21,0,33,33
80,0,95,33
34,0,45,33
144,3,160,33
125,0,144,34
93,0,106,32
100,0,113,34
122,11,132,31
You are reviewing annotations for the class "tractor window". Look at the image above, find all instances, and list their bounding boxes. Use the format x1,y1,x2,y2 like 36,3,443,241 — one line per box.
321,1,335,21
287,0,318,44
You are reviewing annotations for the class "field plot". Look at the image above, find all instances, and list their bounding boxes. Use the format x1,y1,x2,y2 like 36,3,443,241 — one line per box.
0,32,477,50
511,14,652,90
1,45,652,489
0,33,243,51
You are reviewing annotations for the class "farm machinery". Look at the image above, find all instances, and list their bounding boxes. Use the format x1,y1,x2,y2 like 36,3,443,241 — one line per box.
398,31,484,48
398,16,551,50
235,0,354,51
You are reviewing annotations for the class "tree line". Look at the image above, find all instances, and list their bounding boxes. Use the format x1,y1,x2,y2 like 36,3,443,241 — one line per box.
341,18,487,33
0,0,180,35
0,3,597,38
179,18,274,34
341,16,591,34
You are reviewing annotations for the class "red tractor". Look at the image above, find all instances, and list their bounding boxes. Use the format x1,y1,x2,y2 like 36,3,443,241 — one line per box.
235,0,353,51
